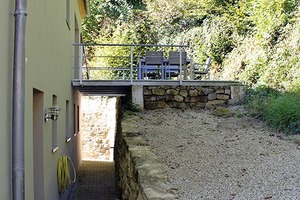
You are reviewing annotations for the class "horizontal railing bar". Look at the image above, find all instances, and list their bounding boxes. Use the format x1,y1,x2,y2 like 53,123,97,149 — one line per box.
73,43,189,48
82,68,133,70
83,55,131,58
74,67,190,70
73,55,142,59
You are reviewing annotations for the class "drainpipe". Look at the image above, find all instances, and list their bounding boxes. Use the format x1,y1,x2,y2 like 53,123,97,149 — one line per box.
12,0,27,199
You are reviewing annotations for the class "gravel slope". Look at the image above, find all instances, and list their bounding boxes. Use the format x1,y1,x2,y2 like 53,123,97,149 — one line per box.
134,107,300,200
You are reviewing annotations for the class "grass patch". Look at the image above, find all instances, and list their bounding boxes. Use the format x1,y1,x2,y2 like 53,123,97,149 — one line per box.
246,86,300,135
212,107,234,118
264,92,300,134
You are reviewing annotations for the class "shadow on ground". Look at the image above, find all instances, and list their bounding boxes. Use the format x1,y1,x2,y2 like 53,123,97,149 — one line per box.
68,161,120,200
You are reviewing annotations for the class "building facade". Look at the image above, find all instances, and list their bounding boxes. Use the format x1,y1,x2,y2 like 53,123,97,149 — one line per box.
0,0,89,199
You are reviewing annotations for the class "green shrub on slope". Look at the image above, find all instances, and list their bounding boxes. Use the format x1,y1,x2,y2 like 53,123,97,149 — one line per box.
264,91,300,134
246,86,300,135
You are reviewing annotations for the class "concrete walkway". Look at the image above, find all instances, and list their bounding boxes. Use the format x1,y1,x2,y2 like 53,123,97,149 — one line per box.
69,160,120,200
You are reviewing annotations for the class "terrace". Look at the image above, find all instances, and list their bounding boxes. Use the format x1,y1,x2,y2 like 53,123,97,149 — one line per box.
72,44,243,109
72,44,240,95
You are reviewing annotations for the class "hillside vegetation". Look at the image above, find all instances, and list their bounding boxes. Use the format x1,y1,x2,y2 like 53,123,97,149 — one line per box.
82,0,300,135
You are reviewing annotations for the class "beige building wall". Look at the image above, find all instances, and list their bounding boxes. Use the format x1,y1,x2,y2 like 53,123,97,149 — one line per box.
1,0,87,199
0,1,14,199
24,1,84,199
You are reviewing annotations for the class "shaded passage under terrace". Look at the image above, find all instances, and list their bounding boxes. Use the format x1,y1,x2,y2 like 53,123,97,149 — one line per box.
69,161,120,200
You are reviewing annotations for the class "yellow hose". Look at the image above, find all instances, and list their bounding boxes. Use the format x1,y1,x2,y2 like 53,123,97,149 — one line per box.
57,155,76,193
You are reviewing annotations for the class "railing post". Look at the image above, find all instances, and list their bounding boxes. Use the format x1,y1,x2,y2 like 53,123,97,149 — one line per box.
79,45,83,85
130,46,133,84
179,47,182,85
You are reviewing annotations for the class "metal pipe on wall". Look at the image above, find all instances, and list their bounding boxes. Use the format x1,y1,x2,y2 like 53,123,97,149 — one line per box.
12,0,27,199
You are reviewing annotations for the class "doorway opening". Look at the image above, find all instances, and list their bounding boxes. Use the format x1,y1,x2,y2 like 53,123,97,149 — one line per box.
81,95,117,161
33,89,44,199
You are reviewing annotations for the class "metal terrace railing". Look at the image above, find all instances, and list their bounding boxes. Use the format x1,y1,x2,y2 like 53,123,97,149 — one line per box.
73,43,209,85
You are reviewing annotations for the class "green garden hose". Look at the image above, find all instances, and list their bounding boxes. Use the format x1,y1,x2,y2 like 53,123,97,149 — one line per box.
57,155,76,193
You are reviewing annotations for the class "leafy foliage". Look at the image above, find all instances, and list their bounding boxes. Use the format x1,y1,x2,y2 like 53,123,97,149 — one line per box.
82,0,300,91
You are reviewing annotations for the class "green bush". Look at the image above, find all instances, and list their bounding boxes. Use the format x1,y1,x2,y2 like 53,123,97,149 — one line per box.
245,85,279,117
246,86,300,134
264,91,300,134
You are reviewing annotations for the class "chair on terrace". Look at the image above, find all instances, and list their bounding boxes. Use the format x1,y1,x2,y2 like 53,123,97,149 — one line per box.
140,51,164,79
164,51,187,79
194,57,211,80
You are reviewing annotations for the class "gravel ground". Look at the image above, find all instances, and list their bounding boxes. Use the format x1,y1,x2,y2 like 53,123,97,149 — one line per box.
134,106,300,200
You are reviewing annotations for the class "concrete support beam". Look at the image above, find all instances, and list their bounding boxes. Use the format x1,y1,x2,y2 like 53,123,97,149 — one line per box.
229,85,245,105
131,85,144,110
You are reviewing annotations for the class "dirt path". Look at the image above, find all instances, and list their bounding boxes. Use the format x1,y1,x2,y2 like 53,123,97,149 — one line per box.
134,106,300,199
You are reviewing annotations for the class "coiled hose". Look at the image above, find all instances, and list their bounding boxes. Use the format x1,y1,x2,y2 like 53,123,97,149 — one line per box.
57,155,76,193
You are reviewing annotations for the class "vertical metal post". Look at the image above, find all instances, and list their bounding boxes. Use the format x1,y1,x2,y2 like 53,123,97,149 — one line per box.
13,0,27,199
190,59,194,80
130,46,133,84
179,47,182,85
79,45,83,85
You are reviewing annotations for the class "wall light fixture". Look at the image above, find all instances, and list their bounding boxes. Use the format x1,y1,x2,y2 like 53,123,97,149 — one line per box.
45,105,61,121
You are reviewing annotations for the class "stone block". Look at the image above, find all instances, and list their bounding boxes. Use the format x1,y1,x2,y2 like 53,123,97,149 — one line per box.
189,89,198,97
224,89,231,95
208,92,217,100
157,95,166,101
174,95,184,102
184,96,195,103
168,101,187,109
143,88,152,95
144,101,168,110
216,88,225,94
152,88,165,96
204,88,214,95
189,102,205,108
217,94,230,100
179,90,188,97
166,89,179,95
166,95,175,101
195,102,206,108
196,88,205,95
185,96,208,103
144,96,157,102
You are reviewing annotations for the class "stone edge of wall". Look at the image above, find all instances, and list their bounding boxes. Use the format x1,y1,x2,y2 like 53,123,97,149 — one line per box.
115,114,178,200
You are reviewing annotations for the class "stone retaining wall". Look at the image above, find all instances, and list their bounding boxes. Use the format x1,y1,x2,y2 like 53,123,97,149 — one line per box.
143,85,243,110
115,112,177,200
